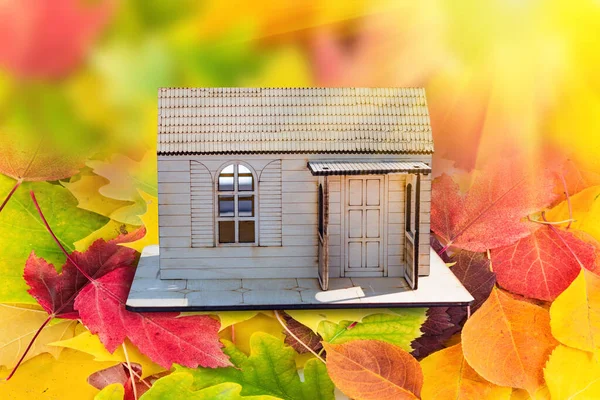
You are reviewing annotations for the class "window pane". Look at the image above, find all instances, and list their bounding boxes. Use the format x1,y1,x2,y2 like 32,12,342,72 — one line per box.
238,165,251,174
238,175,253,191
218,175,234,191
238,195,254,217
222,165,234,174
219,196,235,217
219,221,235,243
239,221,255,243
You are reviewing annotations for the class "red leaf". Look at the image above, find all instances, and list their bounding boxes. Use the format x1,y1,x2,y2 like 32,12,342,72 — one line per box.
24,232,142,319
74,267,231,369
282,313,323,354
491,225,597,301
431,161,558,252
88,363,151,400
0,0,113,79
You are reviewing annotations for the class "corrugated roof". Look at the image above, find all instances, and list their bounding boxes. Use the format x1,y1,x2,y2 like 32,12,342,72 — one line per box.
157,87,434,155
307,161,431,176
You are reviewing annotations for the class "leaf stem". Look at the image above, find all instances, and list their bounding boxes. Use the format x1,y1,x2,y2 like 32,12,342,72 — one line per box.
5,315,52,381
559,173,573,230
121,362,152,389
0,178,23,214
122,343,138,400
274,311,326,364
438,243,450,256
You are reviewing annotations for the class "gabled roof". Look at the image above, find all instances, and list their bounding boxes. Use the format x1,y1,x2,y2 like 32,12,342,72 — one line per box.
157,87,433,155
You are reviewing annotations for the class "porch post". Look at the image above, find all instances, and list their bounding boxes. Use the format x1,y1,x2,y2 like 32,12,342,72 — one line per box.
322,175,330,290
413,173,421,289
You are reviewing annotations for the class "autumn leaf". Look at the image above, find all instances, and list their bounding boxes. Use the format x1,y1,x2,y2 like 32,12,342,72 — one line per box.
461,289,558,395
546,185,600,244
544,345,600,399
0,349,118,399
0,176,108,303
556,158,600,198
0,304,77,369
492,224,596,301
88,363,151,400
178,333,335,400
323,340,423,400
0,0,113,79
431,161,558,252
447,250,495,312
550,269,600,354
410,306,466,359
285,308,400,335
96,383,126,400
51,330,164,379
24,233,142,319
282,313,323,354
74,267,230,369
74,221,142,252
420,344,511,400
140,372,279,400
119,191,159,252
319,309,427,352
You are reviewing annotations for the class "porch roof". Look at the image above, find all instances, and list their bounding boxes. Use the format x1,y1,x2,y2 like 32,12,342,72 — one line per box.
307,160,431,176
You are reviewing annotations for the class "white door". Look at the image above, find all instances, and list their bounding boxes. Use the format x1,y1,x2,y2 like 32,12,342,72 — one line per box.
344,176,385,276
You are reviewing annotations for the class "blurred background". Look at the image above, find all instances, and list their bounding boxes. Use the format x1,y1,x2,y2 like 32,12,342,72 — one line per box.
2,0,599,173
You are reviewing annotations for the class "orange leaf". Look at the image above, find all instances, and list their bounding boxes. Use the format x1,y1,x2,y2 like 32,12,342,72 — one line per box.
420,344,511,400
323,340,422,400
462,289,558,395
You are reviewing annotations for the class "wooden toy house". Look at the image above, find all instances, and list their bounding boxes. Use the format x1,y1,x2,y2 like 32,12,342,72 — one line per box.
156,87,432,291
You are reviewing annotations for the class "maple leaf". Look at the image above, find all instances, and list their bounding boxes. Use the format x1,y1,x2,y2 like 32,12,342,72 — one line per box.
491,224,597,301
282,313,323,354
319,310,427,352
461,289,558,396
177,333,335,400
74,267,230,369
420,344,512,400
24,232,142,320
544,345,600,399
431,160,558,252
0,0,113,79
285,308,400,335
324,340,423,400
88,363,151,400
120,191,159,252
0,177,108,303
0,349,118,399
140,372,279,400
96,384,125,400
0,304,77,369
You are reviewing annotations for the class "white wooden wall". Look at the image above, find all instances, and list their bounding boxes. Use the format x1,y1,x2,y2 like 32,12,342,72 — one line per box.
419,173,431,275
387,174,406,277
158,160,192,250
190,161,214,247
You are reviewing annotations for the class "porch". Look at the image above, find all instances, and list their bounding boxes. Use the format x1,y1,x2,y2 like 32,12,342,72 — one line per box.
126,245,474,311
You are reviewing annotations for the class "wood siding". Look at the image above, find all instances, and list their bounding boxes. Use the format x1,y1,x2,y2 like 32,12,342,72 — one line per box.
190,161,214,247
259,160,282,246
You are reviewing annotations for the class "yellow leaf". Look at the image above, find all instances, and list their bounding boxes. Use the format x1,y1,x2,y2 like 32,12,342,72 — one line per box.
62,174,138,225
120,191,159,252
510,387,551,400
286,308,398,334
0,349,117,399
179,311,262,332
550,269,600,354
0,304,77,370
74,220,140,252
545,186,600,243
544,345,600,399
95,383,125,400
420,344,511,400
50,330,164,379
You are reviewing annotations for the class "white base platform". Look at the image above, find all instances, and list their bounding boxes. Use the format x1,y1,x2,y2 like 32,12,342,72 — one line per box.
125,246,473,311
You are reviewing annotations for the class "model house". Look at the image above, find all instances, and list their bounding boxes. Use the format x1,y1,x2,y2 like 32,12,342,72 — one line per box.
156,87,432,291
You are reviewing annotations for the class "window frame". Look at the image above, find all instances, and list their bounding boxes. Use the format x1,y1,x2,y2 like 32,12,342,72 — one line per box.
215,162,258,246
405,182,414,238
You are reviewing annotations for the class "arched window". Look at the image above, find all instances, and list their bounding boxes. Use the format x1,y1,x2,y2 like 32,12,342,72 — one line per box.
216,163,257,244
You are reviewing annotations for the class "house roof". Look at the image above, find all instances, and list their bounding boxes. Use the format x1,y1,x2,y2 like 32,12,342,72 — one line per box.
157,87,434,155
307,161,431,176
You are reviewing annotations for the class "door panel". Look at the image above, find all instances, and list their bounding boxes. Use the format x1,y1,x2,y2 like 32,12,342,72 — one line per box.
344,176,385,275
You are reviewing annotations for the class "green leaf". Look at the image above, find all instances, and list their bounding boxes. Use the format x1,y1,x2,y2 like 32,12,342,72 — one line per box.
95,383,125,400
319,309,427,351
0,175,108,303
141,373,276,400
178,333,335,400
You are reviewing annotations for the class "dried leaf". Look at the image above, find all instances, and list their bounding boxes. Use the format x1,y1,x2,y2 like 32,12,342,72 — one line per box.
550,269,600,354
410,307,466,359
74,267,230,369
24,233,142,319
420,344,512,400
89,363,150,400
283,313,323,354
492,225,596,301
431,161,558,252
544,345,600,399
0,304,77,369
323,340,423,400
462,289,558,395
448,250,495,312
